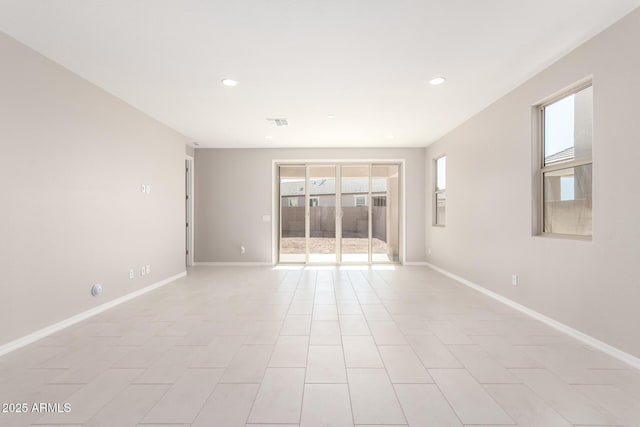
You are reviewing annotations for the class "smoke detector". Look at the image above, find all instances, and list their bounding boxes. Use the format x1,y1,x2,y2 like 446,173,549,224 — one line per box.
267,118,289,127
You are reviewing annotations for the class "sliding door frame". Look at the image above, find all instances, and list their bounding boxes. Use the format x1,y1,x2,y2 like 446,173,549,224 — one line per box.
339,163,373,265
273,159,406,265
185,154,195,267
306,163,339,265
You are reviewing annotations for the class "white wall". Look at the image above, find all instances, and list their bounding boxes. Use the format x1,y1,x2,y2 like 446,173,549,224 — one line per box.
194,148,426,263
0,32,189,346
425,8,640,358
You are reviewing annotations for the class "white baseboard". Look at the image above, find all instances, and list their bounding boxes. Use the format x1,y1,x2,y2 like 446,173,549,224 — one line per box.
0,271,187,358
424,262,640,370
404,261,429,266
193,262,273,266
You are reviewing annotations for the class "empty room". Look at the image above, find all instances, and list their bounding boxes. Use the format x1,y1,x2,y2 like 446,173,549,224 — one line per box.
2,1,640,426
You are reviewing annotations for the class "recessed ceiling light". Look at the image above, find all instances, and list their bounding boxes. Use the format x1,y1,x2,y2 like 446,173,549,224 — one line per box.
327,114,336,119
265,135,273,140
221,78,238,87
429,76,446,86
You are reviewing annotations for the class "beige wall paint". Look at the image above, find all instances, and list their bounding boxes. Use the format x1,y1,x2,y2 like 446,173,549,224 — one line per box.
194,148,426,263
0,32,189,346
185,144,195,157
425,9,640,358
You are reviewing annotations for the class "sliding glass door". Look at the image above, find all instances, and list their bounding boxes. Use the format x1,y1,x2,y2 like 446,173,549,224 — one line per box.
308,165,337,263
340,165,370,263
278,163,400,264
279,165,306,263
372,165,400,262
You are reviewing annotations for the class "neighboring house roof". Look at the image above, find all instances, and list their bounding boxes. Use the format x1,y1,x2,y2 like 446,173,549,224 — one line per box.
281,178,388,196
545,146,574,165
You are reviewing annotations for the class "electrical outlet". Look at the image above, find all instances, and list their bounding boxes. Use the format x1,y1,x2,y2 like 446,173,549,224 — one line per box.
141,266,146,276
129,269,134,279
240,245,246,255
146,185,151,194
512,274,518,286
146,265,151,275
141,184,146,193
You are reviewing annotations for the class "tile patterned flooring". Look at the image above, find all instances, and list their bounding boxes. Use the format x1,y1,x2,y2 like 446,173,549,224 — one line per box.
1,265,639,426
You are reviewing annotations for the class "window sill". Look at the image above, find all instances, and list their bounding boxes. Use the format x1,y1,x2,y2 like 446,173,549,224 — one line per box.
533,233,592,242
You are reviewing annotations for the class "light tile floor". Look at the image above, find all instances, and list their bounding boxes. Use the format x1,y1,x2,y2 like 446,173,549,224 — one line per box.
1,266,639,426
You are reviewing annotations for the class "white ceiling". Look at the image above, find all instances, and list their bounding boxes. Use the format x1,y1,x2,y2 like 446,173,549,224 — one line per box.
1,0,638,148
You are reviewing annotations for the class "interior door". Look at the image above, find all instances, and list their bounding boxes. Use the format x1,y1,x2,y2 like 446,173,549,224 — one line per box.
185,159,192,267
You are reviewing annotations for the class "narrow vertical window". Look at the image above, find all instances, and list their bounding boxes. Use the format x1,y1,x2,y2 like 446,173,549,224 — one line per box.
540,84,593,236
434,155,446,226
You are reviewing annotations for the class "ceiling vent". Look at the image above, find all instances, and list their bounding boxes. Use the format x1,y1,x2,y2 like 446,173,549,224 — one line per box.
267,118,289,127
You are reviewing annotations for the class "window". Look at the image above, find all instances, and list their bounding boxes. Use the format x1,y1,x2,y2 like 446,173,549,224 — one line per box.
354,195,367,207
434,155,446,226
372,196,386,207
539,84,592,236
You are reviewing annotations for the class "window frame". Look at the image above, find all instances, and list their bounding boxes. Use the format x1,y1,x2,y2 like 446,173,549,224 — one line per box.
537,81,593,239
433,155,446,227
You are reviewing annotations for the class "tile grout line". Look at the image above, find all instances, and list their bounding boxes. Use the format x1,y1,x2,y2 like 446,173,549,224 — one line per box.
369,267,473,427
360,267,410,426
374,268,528,426
297,268,317,425
337,269,358,427
246,268,311,425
